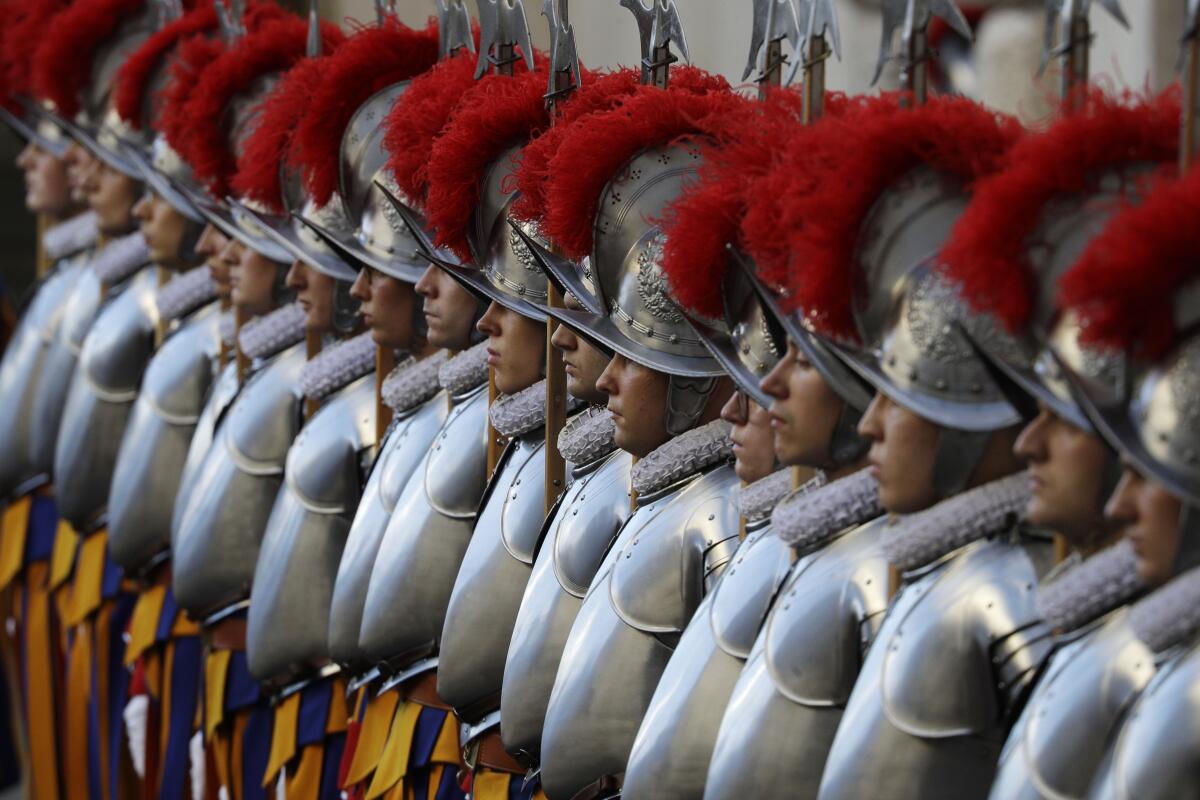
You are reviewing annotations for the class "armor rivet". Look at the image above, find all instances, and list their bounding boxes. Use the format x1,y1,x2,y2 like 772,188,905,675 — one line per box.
625,552,631,559
970,383,983,393
908,369,918,381
516,479,521,486
386,246,395,254
708,514,715,521
935,379,947,390
1159,432,1169,443
573,510,578,516
888,355,897,367
782,604,789,611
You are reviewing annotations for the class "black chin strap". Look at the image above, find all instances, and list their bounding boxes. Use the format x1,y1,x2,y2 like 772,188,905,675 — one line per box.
932,427,994,500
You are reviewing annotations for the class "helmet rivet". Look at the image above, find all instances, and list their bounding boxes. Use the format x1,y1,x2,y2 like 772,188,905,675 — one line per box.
935,379,947,390
1159,431,1170,443
386,245,395,254
518,286,526,295
888,355,897,367
908,369,918,381
669,334,680,344
970,382,983,393
646,327,655,337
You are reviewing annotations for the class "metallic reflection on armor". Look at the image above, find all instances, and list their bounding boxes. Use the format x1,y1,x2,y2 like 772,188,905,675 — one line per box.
245,373,377,684
816,534,1055,800
539,464,741,799
989,610,1155,800
704,517,890,800
1087,637,1200,800
108,303,221,572
623,524,794,799
328,389,448,667
357,385,488,667
0,257,87,498
29,261,102,487
437,431,548,722
53,267,159,531
501,446,634,758
171,344,306,618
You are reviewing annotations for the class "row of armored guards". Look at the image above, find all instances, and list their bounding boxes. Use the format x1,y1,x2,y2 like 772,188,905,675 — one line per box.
0,0,1198,799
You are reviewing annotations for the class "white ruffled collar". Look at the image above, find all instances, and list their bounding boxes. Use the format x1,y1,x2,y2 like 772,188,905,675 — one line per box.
771,469,883,552
298,332,377,402
558,406,617,466
237,302,306,361
631,420,734,497
883,471,1031,572
1130,564,1200,654
1037,539,1144,634
381,351,448,414
155,266,217,322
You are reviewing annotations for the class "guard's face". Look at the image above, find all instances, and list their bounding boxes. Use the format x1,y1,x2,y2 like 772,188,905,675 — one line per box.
286,260,336,334
133,189,191,268
1015,405,1114,551
351,267,420,351
17,142,71,216
761,341,847,469
196,224,232,301
477,301,545,395
721,392,775,484
64,141,94,206
228,239,279,316
596,354,671,458
858,391,941,514
550,293,610,404
416,263,481,350
84,159,140,235
1106,465,1183,587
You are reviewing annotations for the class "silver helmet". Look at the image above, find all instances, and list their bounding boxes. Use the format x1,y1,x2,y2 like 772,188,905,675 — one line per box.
827,165,1025,497
1075,333,1200,575
301,82,428,282
381,148,551,323
966,166,1153,432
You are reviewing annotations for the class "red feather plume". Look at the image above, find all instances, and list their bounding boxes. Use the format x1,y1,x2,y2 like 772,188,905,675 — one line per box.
293,18,440,207
1060,165,1200,360
114,2,218,129
158,33,226,157
381,53,478,206
231,56,331,212
512,65,727,224
659,89,837,318
743,94,1022,342
180,15,345,196
2,0,68,108
423,62,552,259
538,78,746,262
940,89,1181,334
31,0,149,118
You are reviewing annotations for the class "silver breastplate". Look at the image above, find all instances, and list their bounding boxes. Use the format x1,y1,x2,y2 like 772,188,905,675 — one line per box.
328,391,448,668
54,267,159,531
437,430,549,722
245,373,377,685
0,259,86,499
539,464,741,800
171,344,305,619
30,262,102,486
357,386,488,668
989,609,1154,800
704,517,890,800
171,359,240,540
622,524,795,800
817,534,1056,800
108,303,221,573
1087,637,1200,800
500,448,634,759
